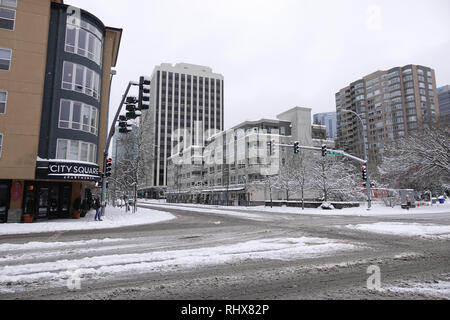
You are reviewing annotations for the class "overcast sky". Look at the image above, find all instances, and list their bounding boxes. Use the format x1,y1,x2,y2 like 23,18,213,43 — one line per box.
67,0,450,129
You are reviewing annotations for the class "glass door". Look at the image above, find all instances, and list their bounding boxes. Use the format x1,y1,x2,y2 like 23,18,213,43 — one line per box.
0,182,10,223
37,185,49,219
23,183,36,217
48,185,59,219
60,184,72,218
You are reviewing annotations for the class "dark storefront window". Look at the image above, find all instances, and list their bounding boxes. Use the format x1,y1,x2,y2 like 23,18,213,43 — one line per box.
23,182,72,219
0,181,10,223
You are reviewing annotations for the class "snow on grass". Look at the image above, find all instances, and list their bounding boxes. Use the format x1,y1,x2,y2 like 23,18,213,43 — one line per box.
0,206,175,236
345,222,450,239
141,199,450,217
0,236,359,292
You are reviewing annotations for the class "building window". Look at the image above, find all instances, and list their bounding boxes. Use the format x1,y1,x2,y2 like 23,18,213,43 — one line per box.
0,6,15,30
59,99,98,135
56,139,97,163
0,47,12,70
0,133,2,157
0,0,17,7
0,90,6,114
65,16,103,66
62,61,100,100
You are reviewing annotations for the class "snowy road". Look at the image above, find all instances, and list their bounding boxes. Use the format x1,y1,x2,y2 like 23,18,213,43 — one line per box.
0,202,449,300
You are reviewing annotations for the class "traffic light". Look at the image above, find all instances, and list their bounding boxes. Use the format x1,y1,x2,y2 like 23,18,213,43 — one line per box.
322,144,327,157
118,115,132,133
362,166,368,181
138,76,151,110
294,141,300,154
267,140,276,155
126,109,142,120
105,158,112,178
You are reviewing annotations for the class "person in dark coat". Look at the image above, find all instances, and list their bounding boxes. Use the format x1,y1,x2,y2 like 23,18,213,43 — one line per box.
94,197,102,221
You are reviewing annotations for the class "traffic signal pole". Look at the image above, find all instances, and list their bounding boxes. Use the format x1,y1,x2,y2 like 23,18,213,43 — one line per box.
100,81,138,216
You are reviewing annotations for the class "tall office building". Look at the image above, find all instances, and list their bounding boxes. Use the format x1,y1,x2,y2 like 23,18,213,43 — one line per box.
0,0,122,223
141,63,224,190
437,85,450,126
336,64,439,165
313,112,337,140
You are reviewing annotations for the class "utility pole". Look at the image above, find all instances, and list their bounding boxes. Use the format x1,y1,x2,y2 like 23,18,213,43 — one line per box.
340,109,371,209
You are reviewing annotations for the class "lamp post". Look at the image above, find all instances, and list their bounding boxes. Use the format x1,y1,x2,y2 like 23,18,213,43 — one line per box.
341,109,372,209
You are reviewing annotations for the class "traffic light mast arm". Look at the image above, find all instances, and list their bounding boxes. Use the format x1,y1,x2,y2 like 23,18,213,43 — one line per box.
342,151,366,165
276,143,365,163
104,81,138,155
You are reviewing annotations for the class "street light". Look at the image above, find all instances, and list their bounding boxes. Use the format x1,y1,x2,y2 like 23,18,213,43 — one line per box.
340,109,372,209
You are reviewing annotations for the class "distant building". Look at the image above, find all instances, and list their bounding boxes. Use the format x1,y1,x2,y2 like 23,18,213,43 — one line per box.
112,124,139,163
313,112,337,140
336,64,439,165
437,85,450,125
141,63,224,192
166,107,334,205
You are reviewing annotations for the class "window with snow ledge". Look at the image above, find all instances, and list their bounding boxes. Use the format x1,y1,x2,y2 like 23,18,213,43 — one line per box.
56,139,97,163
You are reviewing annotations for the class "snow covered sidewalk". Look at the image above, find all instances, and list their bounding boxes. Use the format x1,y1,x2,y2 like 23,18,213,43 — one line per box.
0,206,176,236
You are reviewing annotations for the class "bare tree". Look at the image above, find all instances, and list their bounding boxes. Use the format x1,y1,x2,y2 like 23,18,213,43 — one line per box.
275,155,298,202
111,119,154,213
378,126,450,190
263,175,279,208
289,152,311,210
307,153,362,202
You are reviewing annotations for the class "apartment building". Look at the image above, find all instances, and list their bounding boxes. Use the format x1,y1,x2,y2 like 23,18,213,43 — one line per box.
141,63,224,194
165,107,331,205
336,65,439,165
437,85,450,126
0,0,122,223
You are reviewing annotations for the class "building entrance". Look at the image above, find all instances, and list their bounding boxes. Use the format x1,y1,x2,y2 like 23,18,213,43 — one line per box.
0,180,11,223
23,182,72,220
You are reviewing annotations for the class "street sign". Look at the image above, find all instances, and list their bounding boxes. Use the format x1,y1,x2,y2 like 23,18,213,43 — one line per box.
327,151,344,156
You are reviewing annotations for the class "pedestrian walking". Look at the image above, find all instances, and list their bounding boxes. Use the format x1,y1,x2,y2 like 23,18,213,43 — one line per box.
405,195,411,211
94,197,102,221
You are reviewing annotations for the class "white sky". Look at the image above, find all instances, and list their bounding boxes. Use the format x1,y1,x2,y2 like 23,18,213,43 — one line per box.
66,0,450,129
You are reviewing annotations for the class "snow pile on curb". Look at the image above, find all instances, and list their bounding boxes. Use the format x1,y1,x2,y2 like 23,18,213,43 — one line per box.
345,222,450,239
383,275,450,299
140,199,450,217
0,206,176,236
